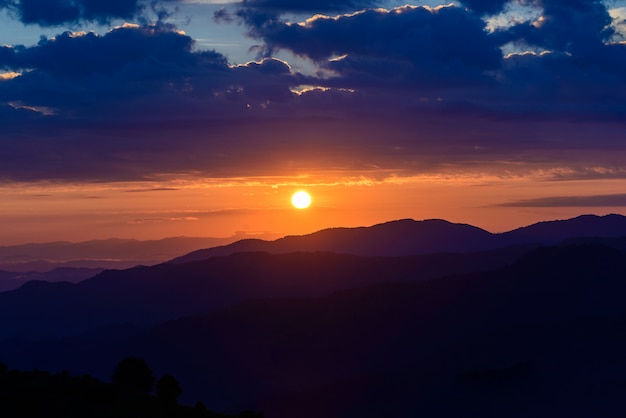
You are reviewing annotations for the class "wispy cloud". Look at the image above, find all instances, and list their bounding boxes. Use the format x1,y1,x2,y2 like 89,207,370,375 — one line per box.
126,187,180,193
128,216,200,224
497,194,626,208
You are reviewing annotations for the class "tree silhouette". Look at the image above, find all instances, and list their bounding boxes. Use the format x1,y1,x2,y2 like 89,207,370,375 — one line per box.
156,374,182,405
111,356,155,394
195,401,207,412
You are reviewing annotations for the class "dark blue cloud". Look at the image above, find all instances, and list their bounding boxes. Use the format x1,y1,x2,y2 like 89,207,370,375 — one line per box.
498,193,626,207
496,45,626,117
218,0,385,31
240,0,380,13
234,2,626,116
242,5,502,89
0,24,299,121
483,0,626,116
0,23,312,182
0,0,147,26
0,45,17,69
493,0,614,55
459,0,508,16
1,2,626,184
14,25,201,78
213,7,233,24
461,0,511,16
0,24,235,116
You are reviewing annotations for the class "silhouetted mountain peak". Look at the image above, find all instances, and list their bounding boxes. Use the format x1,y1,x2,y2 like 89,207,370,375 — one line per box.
500,213,626,244
173,218,495,263
172,214,626,263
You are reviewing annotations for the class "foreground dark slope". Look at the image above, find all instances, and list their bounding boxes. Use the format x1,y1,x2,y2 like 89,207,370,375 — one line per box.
129,244,626,417
5,243,626,417
0,365,233,418
0,247,531,339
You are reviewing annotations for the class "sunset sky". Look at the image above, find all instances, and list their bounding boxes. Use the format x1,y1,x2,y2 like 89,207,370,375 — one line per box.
2,0,626,245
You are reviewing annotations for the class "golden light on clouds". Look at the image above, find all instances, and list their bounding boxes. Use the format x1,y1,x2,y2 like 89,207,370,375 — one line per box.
3,166,626,245
0,72,21,80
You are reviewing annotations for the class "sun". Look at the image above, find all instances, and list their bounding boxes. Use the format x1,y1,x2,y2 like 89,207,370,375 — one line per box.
291,191,312,209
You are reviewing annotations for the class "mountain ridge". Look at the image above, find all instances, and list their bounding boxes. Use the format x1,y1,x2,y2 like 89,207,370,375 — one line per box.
3,213,626,295
0,235,270,272
173,214,626,263
0,267,103,293
5,242,626,417
0,246,537,340
2,215,626,416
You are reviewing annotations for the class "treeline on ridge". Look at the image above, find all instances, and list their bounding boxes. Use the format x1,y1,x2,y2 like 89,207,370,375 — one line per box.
0,356,263,418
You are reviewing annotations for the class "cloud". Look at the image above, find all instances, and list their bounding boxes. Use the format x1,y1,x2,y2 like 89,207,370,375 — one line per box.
213,0,384,27
610,7,626,40
235,2,626,115
459,0,508,16
8,25,199,78
493,1,614,57
0,0,149,26
0,23,311,182
239,0,380,14
241,5,502,87
126,187,180,192
213,7,233,23
497,194,626,207
128,217,200,224
1,3,626,185
0,24,232,118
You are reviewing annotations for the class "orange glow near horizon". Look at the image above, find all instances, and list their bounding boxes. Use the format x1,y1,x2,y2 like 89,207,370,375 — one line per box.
2,172,626,245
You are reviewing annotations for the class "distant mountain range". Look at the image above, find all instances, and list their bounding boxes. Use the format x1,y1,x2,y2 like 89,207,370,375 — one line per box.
0,236,242,271
3,213,626,417
0,235,268,292
0,247,536,339
173,214,626,263
0,267,103,293
2,213,624,293
3,243,626,417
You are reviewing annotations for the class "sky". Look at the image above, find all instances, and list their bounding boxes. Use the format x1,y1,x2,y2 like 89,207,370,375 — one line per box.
2,0,626,244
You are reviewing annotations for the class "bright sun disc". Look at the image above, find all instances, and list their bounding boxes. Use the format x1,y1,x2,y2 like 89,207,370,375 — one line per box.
291,191,312,209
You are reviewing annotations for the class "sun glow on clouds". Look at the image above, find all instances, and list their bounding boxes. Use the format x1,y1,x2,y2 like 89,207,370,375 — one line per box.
0,72,20,80
289,85,355,95
230,57,291,70
8,101,56,115
117,22,140,29
295,4,453,28
4,165,626,245
610,7,626,39
485,1,543,33
484,3,626,51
